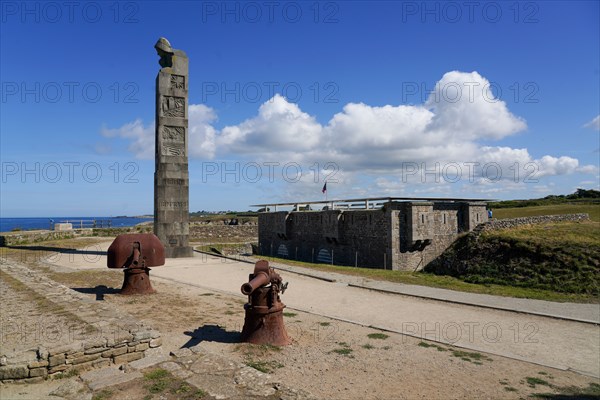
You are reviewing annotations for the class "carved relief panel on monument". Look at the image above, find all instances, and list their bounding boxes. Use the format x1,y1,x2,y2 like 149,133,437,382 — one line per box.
170,74,185,89
161,96,185,118
162,126,185,142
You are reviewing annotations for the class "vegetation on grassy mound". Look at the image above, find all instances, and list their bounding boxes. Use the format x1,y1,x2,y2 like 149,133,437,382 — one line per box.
489,189,599,209
425,221,600,295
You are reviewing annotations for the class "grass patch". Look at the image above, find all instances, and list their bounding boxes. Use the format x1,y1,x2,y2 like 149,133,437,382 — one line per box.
503,386,518,392
283,312,297,317
53,368,79,379
331,348,353,356
418,342,447,351
245,360,284,373
144,368,170,393
426,220,600,300
260,250,598,303
92,390,113,400
361,344,375,349
367,333,389,340
330,341,354,357
451,350,492,363
526,376,551,387
530,382,600,398
319,322,330,326
136,368,206,399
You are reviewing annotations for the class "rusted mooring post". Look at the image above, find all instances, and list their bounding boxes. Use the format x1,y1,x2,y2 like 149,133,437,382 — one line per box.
240,260,291,346
107,234,165,295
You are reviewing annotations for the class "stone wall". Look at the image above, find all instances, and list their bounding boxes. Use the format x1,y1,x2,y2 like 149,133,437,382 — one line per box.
481,213,590,231
0,227,154,246
0,259,162,383
0,332,162,383
190,222,257,242
258,201,488,271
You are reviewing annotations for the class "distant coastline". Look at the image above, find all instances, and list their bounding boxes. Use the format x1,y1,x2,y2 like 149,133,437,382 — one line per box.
0,216,154,233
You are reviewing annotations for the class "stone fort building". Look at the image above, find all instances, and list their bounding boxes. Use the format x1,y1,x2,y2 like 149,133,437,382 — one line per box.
255,197,489,271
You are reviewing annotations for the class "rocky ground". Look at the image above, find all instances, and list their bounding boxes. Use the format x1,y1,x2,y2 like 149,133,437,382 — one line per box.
1,237,599,400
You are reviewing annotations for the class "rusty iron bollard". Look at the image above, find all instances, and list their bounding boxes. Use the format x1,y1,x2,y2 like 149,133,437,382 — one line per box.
240,260,291,346
107,234,165,295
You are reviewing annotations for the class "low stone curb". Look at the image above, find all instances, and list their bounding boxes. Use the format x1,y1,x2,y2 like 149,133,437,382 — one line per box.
0,259,163,383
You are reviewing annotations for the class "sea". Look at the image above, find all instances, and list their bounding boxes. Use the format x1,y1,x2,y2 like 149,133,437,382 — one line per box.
0,217,153,233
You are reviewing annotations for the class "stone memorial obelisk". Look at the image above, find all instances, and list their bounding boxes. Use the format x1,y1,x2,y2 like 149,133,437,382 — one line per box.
153,37,193,258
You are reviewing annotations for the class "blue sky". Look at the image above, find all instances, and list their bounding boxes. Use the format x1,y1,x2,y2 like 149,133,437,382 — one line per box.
1,0,599,217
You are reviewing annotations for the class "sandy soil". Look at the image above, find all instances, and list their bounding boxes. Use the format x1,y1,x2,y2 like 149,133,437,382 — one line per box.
46,271,599,400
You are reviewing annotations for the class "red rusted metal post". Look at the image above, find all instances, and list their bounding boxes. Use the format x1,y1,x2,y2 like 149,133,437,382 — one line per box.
107,234,165,295
240,260,291,346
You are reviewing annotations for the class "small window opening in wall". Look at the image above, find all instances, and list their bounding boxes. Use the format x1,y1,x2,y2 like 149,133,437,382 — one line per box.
421,214,425,224
443,213,446,224
476,213,479,222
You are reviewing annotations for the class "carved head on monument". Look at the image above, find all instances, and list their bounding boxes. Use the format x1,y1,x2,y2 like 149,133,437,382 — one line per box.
155,37,174,68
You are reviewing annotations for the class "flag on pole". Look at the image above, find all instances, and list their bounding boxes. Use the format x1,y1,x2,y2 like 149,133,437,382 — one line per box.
322,182,327,194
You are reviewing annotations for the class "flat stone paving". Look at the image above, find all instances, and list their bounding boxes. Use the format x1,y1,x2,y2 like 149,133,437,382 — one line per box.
45,245,600,378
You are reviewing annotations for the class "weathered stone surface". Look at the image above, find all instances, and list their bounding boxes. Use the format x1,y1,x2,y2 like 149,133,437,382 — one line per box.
67,351,84,359
37,346,48,360
101,346,127,358
106,332,134,346
83,368,142,391
84,346,108,355
0,365,28,380
133,330,153,341
135,343,149,352
49,344,81,356
28,360,49,368
71,353,101,365
83,338,107,350
5,350,37,365
22,376,45,384
113,352,143,364
92,359,111,369
48,364,69,374
128,348,168,370
28,367,47,378
170,348,193,358
50,379,87,399
149,337,163,348
48,353,66,367
153,37,193,259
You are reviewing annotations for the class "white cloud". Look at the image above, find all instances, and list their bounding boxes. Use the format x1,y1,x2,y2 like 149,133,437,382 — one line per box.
584,115,600,131
101,119,154,160
424,71,527,140
218,94,322,155
101,71,591,195
188,104,218,159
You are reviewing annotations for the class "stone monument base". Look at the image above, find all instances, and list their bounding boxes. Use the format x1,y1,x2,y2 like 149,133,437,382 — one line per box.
165,246,194,258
